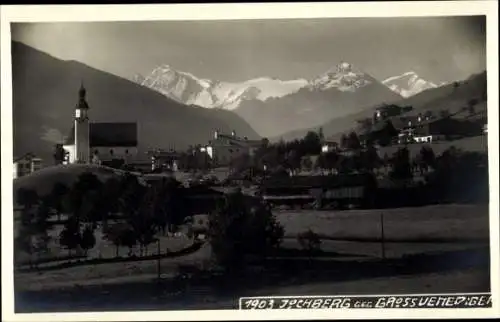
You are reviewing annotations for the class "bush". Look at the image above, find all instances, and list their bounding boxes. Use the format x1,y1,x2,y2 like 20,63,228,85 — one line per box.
208,192,284,273
297,229,322,255
59,218,81,256
80,225,96,256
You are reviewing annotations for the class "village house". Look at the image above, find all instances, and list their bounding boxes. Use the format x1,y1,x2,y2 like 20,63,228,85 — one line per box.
396,116,483,144
201,130,262,167
148,149,181,172
373,104,413,123
62,83,139,167
321,139,340,154
13,153,42,179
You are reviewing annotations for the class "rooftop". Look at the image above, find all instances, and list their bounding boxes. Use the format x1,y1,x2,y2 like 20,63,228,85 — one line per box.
14,153,42,163
214,133,262,147
64,122,138,147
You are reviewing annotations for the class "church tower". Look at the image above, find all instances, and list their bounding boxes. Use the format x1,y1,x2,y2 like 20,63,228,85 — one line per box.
74,82,90,163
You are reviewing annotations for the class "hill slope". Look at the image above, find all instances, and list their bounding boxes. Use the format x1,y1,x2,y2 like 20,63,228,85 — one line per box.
13,164,126,199
11,42,259,163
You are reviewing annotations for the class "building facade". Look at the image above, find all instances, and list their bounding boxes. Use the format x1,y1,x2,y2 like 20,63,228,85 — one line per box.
148,149,181,172
13,153,42,179
63,84,138,166
321,140,340,154
202,130,262,167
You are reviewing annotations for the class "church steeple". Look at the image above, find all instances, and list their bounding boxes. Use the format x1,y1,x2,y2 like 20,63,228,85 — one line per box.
79,81,86,99
77,80,89,111
74,81,91,163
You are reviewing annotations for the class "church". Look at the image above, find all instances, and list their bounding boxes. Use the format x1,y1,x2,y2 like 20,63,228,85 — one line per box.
63,83,138,167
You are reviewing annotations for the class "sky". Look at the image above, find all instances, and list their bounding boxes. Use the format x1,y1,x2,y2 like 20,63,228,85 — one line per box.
11,16,486,83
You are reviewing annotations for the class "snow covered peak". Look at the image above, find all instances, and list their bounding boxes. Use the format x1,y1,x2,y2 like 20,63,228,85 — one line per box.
337,61,353,73
309,62,372,92
382,72,445,97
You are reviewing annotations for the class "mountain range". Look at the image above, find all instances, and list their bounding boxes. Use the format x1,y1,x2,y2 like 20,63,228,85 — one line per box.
11,41,259,163
133,63,446,138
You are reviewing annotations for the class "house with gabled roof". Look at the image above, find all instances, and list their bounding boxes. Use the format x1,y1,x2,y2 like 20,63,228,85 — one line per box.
13,153,43,179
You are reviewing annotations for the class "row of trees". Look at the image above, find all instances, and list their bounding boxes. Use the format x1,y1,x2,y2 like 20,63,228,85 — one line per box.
16,171,287,273
228,130,324,174
228,128,435,180
15,172,191,265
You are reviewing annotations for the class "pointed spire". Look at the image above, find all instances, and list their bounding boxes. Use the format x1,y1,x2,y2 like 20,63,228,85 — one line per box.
79,80,86,99
76,80,89,110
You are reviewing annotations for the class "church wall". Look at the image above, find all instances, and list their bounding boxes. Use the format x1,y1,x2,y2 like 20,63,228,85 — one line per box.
75,119,90,163
91,146,138,163
63,144,76,164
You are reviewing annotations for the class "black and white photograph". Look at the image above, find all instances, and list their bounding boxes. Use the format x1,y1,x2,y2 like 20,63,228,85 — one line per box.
1,2,499,320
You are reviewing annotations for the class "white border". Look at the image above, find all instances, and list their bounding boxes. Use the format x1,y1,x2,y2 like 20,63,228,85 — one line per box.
1,1,498,321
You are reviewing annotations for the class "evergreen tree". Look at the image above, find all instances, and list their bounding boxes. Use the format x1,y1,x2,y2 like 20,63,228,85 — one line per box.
80,225,96,256
131,187,159,255
297,229,322,257
390,147,413,183
120,228,138,257
59,217,81,256
32,197,53,261
49,182,69,222
419,146,436,172
347,131,362,150
318,127,325,141
208,192,284,273
340,134,349,149
53,144,66,165
377,121,398,147
302,131,322,155
16,188,39,212
63,172,103,224
363,144,381,172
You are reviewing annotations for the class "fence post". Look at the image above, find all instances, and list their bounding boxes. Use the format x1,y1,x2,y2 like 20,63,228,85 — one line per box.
157,239,161,281
380,212,386,259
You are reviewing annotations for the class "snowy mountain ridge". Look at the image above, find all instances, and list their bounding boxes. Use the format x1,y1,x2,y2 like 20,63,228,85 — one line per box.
132,61,380,110
382,71,447,98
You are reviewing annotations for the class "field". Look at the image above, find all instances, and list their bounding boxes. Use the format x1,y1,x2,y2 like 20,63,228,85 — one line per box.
278,203,488,242
14,203,490,309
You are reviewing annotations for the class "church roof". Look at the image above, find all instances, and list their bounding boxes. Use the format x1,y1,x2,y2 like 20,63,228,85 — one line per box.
64,122,138,147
